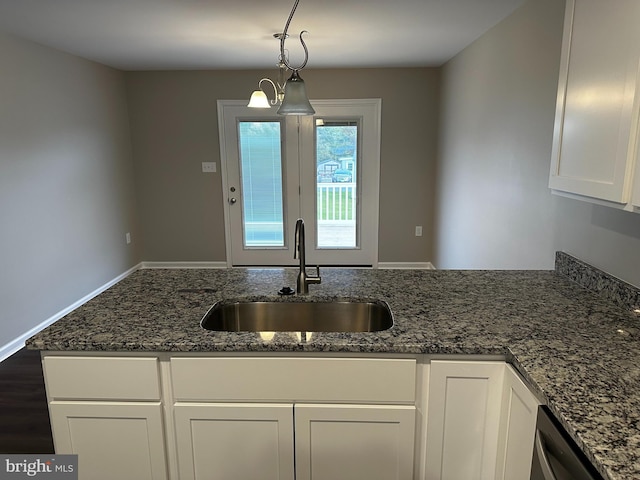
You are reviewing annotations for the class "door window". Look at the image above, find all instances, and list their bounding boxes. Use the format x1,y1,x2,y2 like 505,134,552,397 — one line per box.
315,120,358,249
238,121,285,247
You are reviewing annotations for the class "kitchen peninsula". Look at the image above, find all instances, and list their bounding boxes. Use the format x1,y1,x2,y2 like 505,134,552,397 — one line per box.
28,253,640,480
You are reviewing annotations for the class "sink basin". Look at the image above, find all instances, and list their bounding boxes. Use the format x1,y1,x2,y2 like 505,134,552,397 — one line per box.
201,300,393,333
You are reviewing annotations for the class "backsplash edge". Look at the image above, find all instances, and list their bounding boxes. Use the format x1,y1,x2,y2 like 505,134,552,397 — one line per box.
555,251,640,312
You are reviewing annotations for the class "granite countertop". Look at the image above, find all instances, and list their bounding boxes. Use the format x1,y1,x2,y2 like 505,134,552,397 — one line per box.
27,255,640,480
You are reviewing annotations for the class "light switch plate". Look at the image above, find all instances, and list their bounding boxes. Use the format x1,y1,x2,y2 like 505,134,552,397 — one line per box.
202,162,217,173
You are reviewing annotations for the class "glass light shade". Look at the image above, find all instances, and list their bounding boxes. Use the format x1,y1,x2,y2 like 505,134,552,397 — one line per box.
247,90,272,108
277,71,315,115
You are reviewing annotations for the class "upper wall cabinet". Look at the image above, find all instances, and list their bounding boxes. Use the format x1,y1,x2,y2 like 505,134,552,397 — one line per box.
549,0,640,212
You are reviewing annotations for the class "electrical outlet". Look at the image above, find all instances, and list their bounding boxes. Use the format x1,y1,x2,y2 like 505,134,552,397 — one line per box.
415,226,423,237
126,232,131,244
202,162,217,173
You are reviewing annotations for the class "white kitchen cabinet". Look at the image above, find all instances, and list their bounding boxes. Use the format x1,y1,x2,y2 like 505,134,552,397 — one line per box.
49,401,167,480
171,356,417,480
424,360,505,480
549,0,640,212
43,356,168,480
495,365,541,480
43,353,546,480
295,404,416,480
173,403,295,480
172,402,415,480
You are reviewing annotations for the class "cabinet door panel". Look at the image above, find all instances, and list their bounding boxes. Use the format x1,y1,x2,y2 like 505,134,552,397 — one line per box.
173,403,294,480
171,357,416,403
295,404,415,480
425,361,504,480
44,356,160,400
549,0,640,202
49,402,167,480
495,366,541,480
633,154,640,208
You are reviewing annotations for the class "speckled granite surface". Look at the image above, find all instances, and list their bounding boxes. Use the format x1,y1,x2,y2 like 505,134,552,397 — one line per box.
556,251,640,313
27,255,640,480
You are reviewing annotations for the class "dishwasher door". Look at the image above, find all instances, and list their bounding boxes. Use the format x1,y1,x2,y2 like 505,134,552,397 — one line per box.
530,406,603,480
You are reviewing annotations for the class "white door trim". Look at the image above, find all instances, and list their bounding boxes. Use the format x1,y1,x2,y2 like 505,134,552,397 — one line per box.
217,100,241,268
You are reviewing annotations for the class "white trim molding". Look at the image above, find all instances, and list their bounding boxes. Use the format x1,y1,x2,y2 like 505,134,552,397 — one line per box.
141,262,228,269
378,262,436,270
0,263,143,362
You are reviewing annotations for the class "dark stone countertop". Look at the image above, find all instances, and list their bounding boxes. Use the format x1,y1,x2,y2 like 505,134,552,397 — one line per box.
27,265,640,480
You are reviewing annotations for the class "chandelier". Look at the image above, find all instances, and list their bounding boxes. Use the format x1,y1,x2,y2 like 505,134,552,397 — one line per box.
247,0,315,116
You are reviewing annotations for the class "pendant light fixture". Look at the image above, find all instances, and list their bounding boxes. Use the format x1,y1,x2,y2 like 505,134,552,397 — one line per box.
247,49,288,108
247,0,315,116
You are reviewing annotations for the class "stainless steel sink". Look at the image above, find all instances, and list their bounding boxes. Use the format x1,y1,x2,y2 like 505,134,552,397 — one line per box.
201,300,393,332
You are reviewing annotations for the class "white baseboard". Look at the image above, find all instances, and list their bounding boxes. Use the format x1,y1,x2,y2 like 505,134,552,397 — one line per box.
0,263,143,363
141,261,228,269
377,262,436,270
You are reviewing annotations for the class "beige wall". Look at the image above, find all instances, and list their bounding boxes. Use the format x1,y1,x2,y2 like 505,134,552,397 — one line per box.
435,0,640,287
0,33,139,352
125,68,439,263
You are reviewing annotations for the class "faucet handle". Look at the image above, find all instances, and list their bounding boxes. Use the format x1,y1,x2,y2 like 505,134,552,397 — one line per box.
307,265,321,285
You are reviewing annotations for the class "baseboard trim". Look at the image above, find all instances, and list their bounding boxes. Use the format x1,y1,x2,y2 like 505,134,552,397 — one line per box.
141,261,228,269
0,263,143,363
378,262,436,270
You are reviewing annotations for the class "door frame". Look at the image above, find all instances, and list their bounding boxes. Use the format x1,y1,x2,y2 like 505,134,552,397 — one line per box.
217,99,381,267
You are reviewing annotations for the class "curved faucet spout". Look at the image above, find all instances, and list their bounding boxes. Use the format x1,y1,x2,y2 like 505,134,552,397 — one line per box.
294,218,321,294
294,219,305,264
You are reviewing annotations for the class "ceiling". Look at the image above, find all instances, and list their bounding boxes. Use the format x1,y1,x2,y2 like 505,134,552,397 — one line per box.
0,0,526,71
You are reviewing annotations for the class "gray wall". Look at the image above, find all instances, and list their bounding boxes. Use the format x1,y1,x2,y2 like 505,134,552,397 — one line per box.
0,33,139,351
125,68,439,264
435,0,640,287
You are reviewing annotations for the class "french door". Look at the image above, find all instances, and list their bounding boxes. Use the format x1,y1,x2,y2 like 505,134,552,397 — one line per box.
218,99,381,266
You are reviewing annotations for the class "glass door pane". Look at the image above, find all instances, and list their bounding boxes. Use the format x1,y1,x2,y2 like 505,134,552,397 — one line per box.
238,121,284,248
315,120,358,248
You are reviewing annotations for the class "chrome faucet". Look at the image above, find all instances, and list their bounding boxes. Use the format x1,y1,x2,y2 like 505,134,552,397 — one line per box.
294,218,321,294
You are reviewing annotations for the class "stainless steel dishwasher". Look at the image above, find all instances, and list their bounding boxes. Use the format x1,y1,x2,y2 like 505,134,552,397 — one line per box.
530,406,604,480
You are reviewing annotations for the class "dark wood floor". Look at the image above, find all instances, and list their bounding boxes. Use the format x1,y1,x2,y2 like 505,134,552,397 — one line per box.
0,348,54,453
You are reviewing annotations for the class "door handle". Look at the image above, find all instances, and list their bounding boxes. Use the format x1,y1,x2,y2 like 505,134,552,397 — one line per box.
229,197,237,205
534,429,558,480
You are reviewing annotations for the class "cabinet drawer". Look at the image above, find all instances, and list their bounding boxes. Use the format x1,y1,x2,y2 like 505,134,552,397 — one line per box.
44,356,161,400
171,357,416,403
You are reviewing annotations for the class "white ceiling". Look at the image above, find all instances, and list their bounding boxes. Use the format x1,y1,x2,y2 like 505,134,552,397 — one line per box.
0,0,526,71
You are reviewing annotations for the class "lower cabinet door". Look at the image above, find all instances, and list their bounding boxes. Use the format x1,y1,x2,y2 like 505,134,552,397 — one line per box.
294,404,416,480
632,163,640,209
173,403,295,480
49,401,167,480
425,360,505,480
495,365,541,480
